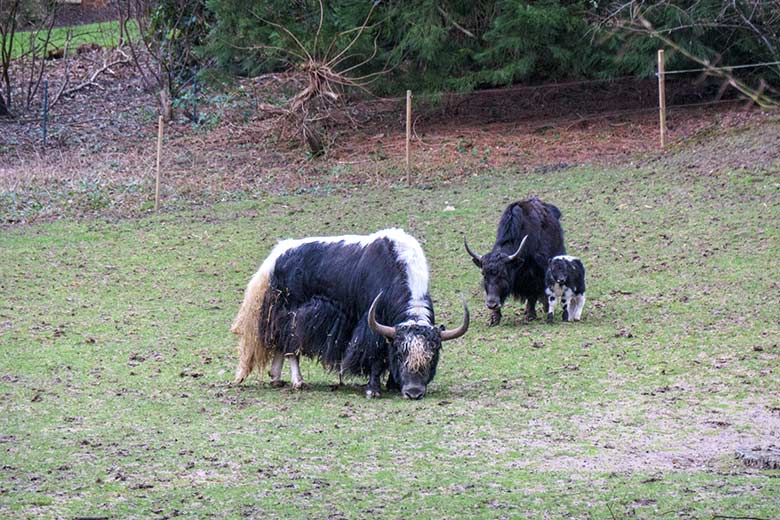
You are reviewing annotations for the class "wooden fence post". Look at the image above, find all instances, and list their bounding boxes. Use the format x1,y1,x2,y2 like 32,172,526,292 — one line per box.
42,80,49,148
658,49,667,149
405,90,412,182
155,116,164,212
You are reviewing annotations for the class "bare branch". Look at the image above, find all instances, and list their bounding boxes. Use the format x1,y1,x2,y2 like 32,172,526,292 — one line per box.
313,0,324,59
51,50,131,109
250,10,314,63
437,5,476,38
325,1,379,68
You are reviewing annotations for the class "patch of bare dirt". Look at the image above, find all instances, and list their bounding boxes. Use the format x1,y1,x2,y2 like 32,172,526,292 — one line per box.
1,51,777,225
536,400,780,474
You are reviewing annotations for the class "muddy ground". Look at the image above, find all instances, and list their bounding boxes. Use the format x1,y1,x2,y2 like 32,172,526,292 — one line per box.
2,49,775,225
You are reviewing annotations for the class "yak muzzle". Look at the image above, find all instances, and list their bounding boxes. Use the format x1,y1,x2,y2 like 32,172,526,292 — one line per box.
402,384,426,400
485,297,501,310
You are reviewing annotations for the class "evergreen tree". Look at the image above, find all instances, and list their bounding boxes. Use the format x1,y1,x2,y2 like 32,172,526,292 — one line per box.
202,1,779,94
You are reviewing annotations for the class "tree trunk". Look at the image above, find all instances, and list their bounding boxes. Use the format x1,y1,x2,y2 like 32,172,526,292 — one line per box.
159,87,172,122
0,91,9,116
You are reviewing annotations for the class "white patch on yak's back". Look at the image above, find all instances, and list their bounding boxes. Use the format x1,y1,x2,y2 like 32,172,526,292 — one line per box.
376,228,431,323
260,228,432,323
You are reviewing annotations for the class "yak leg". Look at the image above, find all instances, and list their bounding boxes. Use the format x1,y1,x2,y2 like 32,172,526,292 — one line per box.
525,297,538,321
366,360,383,399
567,296,578,322
386,371,400,392
546,294,557,324
268,351,285,387
488,308,502,327
573,294,585,321
287,354,304,390
562,288,574,322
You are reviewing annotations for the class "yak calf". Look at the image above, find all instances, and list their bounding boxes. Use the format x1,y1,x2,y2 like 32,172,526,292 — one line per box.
544,255,586,323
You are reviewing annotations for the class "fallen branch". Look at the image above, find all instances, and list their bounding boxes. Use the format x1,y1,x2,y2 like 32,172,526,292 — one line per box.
50,50,130,108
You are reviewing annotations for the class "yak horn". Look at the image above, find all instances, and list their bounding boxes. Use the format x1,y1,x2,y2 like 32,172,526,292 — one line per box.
506,235,528,262
368,292,396,339
464,237,482,265
441,296,470,341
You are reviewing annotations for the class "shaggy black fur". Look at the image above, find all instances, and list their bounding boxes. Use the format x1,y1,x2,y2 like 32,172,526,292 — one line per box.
469,197,566,325
258,237,440,397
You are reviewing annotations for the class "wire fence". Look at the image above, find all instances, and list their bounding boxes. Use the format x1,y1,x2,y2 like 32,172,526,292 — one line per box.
1,56,778,149
660,60,780,76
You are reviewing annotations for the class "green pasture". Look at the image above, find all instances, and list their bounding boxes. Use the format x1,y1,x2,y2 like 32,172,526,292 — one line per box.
9,21,138,60
1,156,779,518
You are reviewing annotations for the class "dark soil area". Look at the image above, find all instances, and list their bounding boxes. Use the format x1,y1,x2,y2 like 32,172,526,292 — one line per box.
1,49,777,225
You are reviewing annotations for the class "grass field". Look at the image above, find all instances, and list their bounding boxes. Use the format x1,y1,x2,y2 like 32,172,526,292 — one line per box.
1,143,779,518
10,21,137,60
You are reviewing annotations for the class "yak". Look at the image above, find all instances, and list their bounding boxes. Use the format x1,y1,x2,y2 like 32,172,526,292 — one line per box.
231,228,469,400
464,197,565,326
545,255,586,323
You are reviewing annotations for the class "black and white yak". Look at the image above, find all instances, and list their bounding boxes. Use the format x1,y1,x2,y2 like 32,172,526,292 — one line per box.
231,228,469,400
464,197,565,326
545,255,586,323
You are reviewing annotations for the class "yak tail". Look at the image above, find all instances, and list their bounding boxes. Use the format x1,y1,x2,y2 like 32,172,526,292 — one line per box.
231,265,274,384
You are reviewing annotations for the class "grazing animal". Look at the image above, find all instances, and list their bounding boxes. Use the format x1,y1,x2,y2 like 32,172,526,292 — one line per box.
464,197,565,326
231,228,469,400
545,255,586,323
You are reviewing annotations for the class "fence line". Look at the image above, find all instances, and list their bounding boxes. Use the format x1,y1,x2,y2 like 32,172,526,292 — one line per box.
4,94,748,146
470,98,742,131
374,59,780,104
374,75,649,104
661,60,780,76
398,99,746,153
4,56,773,148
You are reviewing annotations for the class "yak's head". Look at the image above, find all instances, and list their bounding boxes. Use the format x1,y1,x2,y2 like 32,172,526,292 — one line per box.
368,293,469,400
547,256,570,286
464,235,528,311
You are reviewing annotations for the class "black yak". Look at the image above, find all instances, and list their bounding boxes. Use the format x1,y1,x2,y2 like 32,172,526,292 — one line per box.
464,197,565,326
231,228,469,400
545,255,586,323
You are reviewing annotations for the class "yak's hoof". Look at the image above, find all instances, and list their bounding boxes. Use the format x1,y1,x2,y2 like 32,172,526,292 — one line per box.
270,379,286,388
525,313,537,322
366,388,381,399
292,381,305,391
546,314,554,324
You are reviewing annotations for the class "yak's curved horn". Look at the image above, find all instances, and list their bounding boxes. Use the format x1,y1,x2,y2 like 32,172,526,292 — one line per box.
441,296,470,341
368,291,396,339
506,235,528,262
464,237,482,265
